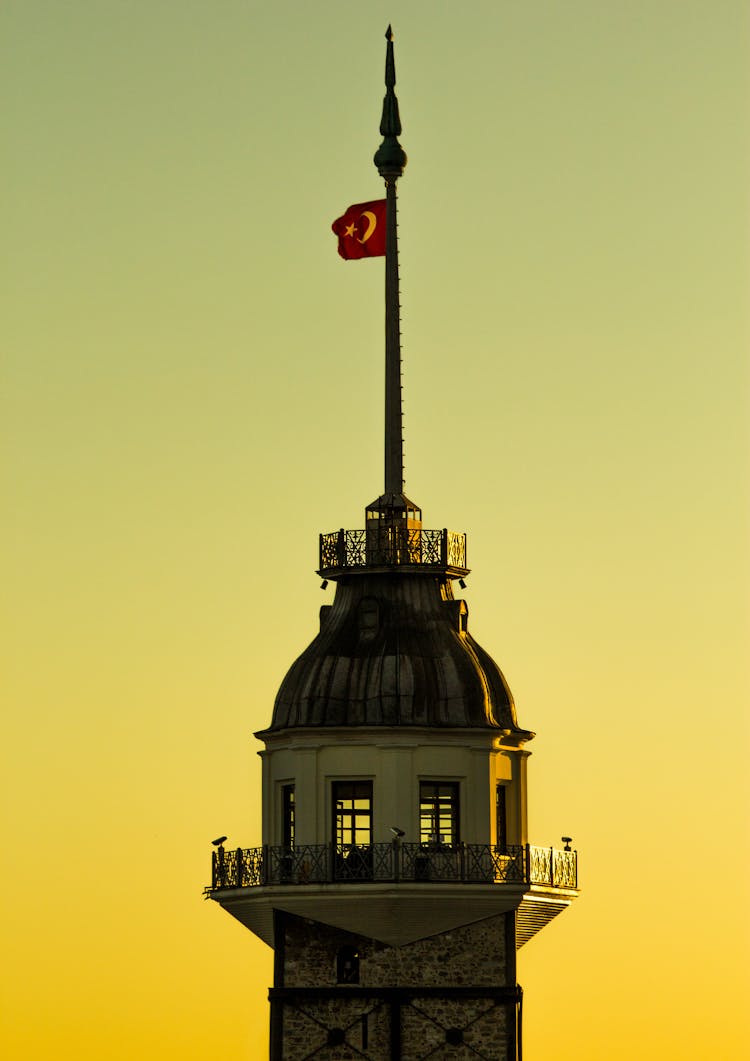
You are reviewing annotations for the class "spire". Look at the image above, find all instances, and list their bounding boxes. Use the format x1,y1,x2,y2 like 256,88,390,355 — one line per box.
374,26,407,505
374,25,407,178
320,28,471,574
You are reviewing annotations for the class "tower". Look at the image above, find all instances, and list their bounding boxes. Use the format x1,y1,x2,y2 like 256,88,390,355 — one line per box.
208,29,578,1060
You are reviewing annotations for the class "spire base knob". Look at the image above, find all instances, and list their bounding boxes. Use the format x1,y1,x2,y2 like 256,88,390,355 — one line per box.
374,141,407,178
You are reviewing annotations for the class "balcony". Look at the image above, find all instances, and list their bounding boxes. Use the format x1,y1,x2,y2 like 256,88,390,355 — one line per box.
208,842,578,948
208,842,577,892
318,527,468,577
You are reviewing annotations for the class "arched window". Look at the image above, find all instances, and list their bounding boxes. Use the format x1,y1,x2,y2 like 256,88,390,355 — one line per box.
336,946,360,984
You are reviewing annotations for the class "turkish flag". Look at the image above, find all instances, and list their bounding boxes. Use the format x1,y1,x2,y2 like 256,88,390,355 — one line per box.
332,199,386,260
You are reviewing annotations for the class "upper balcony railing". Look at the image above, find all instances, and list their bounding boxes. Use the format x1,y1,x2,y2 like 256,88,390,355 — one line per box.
208,842,577,892
319,527,468,576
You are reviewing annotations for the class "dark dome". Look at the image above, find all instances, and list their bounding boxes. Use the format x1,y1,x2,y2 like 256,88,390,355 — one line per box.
268,574,527,733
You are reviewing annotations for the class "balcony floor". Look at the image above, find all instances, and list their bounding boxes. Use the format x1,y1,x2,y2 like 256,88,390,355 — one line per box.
210,879,578,949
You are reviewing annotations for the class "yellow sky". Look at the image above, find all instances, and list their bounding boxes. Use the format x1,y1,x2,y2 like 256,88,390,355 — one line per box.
2,2,748,1058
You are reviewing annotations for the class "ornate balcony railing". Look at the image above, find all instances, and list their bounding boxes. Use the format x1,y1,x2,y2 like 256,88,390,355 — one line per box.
528,843,579,889
209,842,577,891
319,528,468,574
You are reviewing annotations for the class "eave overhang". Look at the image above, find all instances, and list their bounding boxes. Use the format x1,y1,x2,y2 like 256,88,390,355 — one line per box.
209,881,578,949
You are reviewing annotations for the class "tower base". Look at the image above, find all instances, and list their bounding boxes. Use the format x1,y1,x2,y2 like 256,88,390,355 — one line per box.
270,910,521,1060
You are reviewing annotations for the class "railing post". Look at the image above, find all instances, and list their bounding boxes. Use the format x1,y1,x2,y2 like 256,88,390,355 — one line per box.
261,845,269,886
337,528,346,567
550,846,554,886
441,528,448,567
524,844,531,883
211,849,217,889
329,841,336,882
516,983,524,1061
393,838,400,883
235,847,244,887
459,842,466,881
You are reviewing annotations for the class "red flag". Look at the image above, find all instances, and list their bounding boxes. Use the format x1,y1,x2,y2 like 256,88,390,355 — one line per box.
332,199,386,260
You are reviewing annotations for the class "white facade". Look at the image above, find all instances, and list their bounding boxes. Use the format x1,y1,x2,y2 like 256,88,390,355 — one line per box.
259,727,531,850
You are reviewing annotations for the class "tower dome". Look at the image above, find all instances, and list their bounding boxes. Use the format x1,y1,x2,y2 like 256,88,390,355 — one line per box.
271,573,525,733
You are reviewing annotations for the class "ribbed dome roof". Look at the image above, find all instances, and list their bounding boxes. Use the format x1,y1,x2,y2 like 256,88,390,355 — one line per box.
268,574,528,733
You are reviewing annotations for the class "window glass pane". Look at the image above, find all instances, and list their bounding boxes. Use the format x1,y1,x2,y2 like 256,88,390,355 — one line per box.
419,781,459,845
333,780,372,848
337,947,360,984
496,784,507,853
282,784,295,848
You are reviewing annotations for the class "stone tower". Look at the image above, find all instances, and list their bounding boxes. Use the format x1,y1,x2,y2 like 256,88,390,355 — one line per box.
208,28,578,1061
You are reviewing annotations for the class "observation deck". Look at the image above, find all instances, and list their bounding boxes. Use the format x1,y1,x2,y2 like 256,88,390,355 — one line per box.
319,527,468,579
207,842,578,949
210,841,576,890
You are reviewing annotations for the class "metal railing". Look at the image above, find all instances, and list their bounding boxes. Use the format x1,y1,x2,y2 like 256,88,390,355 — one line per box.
209,843,577,891
319,528,467,573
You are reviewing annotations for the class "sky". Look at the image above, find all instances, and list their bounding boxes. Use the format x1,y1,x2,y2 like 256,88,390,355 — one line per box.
1,2,748,1058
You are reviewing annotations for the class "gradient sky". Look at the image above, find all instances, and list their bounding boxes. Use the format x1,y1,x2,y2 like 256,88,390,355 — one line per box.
2,3,749,1059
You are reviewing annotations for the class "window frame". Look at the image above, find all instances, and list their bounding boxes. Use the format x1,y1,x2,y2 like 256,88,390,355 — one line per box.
331,780,373,850
281,783,295,849
336,945,360,984
419,780,460,847
495,782,507,853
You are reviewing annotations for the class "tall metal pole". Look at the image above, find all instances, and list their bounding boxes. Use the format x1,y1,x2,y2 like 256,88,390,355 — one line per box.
374,27,407,501
384,176,402,497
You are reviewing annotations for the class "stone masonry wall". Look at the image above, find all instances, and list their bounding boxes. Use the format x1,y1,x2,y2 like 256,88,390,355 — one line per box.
276,913,515,1060
284,914,507,988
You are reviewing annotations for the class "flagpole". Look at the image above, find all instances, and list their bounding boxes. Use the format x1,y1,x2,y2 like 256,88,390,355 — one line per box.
383,177,402,498
374,26,407,501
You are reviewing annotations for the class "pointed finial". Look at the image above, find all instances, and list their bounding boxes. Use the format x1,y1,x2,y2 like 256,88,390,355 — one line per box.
374,26,407,177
